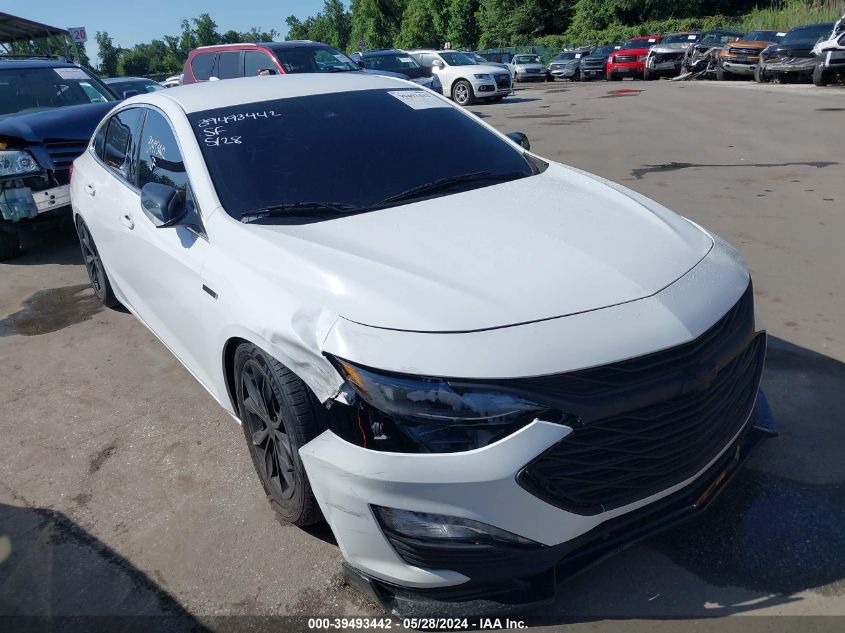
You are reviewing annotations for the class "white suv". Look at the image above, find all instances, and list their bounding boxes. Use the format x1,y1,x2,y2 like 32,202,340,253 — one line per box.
407,49,512,105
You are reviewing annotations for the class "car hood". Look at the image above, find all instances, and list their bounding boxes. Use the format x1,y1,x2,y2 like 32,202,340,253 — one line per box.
613,47,650,56
242,163,713,333
730,40,771,49
763,42,816,57
514,62,545,69
360,68,409,80
0,101,115,144
651,42,694,53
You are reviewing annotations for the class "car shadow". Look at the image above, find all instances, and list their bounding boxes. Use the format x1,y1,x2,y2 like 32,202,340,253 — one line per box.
3,224,82,267
519,335,845,623
0,502,209,631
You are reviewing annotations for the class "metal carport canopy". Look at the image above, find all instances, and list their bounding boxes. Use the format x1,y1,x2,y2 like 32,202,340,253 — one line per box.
0,11,68,43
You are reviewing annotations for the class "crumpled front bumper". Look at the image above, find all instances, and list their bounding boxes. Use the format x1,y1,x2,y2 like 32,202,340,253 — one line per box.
339,393,776,617
762,56,816,74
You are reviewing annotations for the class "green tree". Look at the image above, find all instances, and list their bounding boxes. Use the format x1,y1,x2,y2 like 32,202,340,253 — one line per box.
350,0,406,49
447,0,480,49
476,0,512,47
321,0,353,50
179,18,198,56
396,0,448,49
193,13,220,46
95,31,121,76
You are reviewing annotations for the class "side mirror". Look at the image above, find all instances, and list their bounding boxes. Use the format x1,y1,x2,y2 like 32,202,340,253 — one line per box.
122,89,139,99
506,132,531,151
141,182,186,227
432,59,444,68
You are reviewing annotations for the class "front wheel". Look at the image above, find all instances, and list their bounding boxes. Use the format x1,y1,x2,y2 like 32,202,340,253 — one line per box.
643,67,653,81
754,64,767,83
813,63,829,87
572,69,581,82
76,218,120,308
235,343,324,527
452,79,474,106
608,71,621,81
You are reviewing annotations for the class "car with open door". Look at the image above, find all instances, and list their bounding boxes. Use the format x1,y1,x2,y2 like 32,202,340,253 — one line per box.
71,73,771,617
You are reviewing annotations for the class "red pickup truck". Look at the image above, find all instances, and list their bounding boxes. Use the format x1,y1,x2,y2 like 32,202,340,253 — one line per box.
606,35,662,80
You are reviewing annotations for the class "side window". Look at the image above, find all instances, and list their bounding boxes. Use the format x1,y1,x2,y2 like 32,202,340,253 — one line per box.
244,50,275,76
103,107,145,183
137,110,189,197
191,53,215,81
217,51,242,79
92,123,106,160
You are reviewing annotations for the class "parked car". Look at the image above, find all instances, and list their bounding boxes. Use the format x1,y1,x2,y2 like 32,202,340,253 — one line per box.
644,32,702,80
546,49,591,81
606,36,662,80
407,49,512,105
812,16,845,86
349,49,442,93
756,22,835,83
103,76,164,99
465,52,511,72
682,30,744,76
72,72,770,617
0,58,117,259
716,30,785,80
580,44,617,80
508,53,548,81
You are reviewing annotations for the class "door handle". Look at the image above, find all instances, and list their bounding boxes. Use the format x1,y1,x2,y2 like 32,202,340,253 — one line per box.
84,184,96,197
120,213,135,230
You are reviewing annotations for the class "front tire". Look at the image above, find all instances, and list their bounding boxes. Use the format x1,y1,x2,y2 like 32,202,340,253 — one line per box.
76,218,119,308
813,63,829,87
643,67,653,81
754,64,767,83
452,79,474,106
235,343,323,527
608,71,621,81
572,69,581,82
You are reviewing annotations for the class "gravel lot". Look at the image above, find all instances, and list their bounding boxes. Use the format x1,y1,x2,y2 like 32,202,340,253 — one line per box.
1,79,844,631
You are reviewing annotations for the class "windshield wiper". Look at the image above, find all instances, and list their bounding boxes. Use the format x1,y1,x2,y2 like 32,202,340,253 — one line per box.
380,171,527,205
240,201,362,223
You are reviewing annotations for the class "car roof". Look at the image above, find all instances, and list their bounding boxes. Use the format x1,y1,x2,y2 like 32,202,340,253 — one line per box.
0,58,80,70
359,49,404,57
131,73,413,114
104,76,155,83
787,22,834,30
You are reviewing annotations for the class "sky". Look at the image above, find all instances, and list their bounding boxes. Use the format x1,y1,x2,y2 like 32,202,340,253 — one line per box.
4,0,325,64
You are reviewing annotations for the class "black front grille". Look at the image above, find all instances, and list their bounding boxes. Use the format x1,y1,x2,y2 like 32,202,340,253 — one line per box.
516,284,765,515
615,54,637,62
494,73,511,89
729,47,760,56
582,59,605,69
44,140,88,170
653,52,684,63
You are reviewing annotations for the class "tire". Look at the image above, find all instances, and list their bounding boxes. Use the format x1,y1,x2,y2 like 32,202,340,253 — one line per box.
643,67,653,81
813,63,829,87
0,226,23,261
716,66,730,81
76,218,120,308
452,79,474,106
754,64,766,83
234,343,324,527
608,72,621,81
572,69,581,82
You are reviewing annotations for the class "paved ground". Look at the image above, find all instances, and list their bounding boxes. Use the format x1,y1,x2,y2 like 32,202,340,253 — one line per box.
1,79,844,631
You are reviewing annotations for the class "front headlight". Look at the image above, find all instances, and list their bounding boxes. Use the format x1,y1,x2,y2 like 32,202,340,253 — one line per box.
0,150,40,178
331,358,573,453
637,53,649,61
473,73,493,80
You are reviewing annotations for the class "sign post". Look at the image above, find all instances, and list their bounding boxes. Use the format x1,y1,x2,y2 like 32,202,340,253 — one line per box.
68,27,87,44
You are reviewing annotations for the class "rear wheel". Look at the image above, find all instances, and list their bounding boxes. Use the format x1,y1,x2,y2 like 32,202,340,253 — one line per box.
76,218,119,308
452,79,474,106
234,343,323,527
813,63,829,87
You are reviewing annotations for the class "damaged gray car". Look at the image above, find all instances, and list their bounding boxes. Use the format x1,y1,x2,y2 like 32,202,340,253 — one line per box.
679,30,743,78
644,32,702,80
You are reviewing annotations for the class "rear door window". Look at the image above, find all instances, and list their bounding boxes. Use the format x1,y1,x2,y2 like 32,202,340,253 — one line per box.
217,51,242,79
191,52,215,81
103,107,145,184
244,50,276,76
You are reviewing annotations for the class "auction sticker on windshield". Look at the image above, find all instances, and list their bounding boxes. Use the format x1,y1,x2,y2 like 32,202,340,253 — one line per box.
54,67,90,80
388,90,448,110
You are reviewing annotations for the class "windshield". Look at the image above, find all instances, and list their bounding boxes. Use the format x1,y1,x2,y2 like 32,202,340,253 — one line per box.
439,52,476,66
513,55,541,64
363,53,421,71
108,79,162,94
468,53,487,63
662,34,700,44
553,53,576,61
589,45,616,56
621,38,657,50
743,30,782,42
272,46,359,73
700,32,741,46
0,66,116,118
190,89,534,221
781,24,832,44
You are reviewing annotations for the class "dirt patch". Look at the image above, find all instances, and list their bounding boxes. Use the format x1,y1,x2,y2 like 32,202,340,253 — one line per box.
0,284,103,337
89,442,118,474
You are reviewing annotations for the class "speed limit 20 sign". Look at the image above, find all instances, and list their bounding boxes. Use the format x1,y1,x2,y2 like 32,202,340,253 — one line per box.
69,27,87,43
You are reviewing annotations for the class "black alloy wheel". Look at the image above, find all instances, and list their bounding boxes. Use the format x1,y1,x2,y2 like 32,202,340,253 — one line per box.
76,218,119,307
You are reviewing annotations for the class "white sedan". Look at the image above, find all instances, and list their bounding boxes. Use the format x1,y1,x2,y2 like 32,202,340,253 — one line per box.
71,73,768,616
